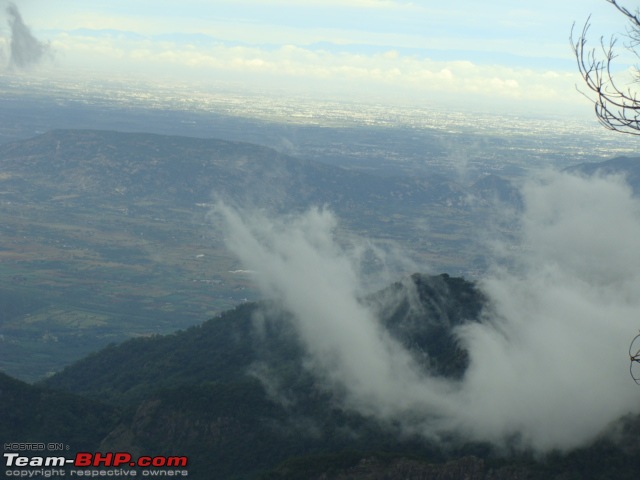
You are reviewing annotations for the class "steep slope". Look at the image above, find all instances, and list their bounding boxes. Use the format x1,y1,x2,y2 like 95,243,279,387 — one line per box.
39,273,483,477
16,272,640,479
0,371,119,448
376,273,485,378
42,273,482,402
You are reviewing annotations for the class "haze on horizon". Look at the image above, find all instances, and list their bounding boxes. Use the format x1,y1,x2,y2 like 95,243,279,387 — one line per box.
0,0,633,118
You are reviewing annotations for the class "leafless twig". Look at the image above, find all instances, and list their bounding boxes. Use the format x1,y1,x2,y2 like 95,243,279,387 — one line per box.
572,0,640,135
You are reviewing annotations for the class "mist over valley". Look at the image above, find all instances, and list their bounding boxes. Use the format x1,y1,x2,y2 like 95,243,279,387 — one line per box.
4,1,640,476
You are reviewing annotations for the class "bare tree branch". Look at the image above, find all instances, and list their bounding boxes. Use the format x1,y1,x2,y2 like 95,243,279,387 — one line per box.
572,1,640,135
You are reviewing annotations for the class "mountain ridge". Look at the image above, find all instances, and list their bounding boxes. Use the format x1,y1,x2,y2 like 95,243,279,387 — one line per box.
37,272,485,478
0,128,463,211
3,271,640,478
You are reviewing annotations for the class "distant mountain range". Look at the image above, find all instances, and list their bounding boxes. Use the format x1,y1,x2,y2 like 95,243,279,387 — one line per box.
565,156,640,192
0,129,466,212
0,129,511,380
0,129,528,216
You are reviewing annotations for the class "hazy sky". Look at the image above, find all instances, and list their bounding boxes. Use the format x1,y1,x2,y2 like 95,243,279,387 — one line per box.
0,0,635,115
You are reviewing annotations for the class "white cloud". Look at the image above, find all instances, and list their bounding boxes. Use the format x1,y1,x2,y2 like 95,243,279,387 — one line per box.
453,173,640,449
9,0,616,114
213,170,640,452
212,203,455,422
47,30,581,112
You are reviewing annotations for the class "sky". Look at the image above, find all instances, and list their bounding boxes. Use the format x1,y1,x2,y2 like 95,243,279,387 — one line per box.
0,0,636,116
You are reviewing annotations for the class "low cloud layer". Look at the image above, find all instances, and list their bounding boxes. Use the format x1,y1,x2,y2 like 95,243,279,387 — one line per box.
213,170,640,453
453,172,640,450
6,2,51,69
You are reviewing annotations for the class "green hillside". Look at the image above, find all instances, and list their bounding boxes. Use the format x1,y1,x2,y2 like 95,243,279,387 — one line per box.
0,272,637,478
0,371,119,448
36,273,483,477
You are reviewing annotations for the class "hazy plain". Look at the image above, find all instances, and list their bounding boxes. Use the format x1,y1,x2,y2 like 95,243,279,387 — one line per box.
1,74,638,382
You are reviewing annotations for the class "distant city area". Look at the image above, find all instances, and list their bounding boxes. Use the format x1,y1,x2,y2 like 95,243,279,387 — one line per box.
0,73,637,180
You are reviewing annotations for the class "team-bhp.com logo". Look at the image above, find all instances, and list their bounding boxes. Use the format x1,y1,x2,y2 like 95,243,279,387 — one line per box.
75,453,188,468
5,452,189,476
